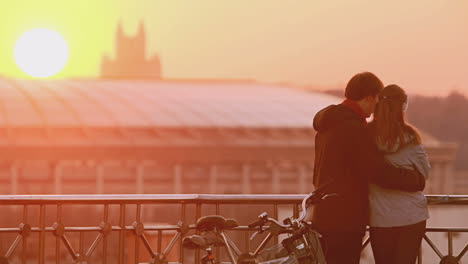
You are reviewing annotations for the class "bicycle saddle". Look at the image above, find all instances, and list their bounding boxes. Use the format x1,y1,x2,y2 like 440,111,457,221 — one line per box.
182,233,225,249
196,215,239,231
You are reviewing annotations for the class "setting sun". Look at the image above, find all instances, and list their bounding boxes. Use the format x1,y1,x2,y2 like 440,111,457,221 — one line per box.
14,28,69,78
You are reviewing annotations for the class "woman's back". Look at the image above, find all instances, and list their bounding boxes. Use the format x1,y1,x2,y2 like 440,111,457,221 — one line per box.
369,141,430,227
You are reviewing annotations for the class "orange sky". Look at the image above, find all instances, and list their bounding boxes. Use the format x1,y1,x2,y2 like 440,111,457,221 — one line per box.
1,0,467,96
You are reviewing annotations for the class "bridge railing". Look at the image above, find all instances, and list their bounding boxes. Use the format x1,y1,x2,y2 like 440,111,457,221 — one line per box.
0,194,466,264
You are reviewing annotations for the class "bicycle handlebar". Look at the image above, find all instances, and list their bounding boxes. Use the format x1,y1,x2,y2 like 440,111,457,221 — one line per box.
296,180,336,222
246,180,337,245
248,211,291,229
248,180,336,232
247,212,268,228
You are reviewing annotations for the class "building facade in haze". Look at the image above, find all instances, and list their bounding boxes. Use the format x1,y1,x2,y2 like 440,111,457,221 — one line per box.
0,78,459,196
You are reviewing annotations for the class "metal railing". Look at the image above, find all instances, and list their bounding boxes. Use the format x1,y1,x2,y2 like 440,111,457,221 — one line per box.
0,194,466,264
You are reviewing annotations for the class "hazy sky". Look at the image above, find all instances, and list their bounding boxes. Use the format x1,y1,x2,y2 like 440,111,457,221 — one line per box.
0,0,467,95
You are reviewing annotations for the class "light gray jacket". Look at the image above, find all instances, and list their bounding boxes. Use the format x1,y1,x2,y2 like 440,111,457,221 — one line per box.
369,143,431,227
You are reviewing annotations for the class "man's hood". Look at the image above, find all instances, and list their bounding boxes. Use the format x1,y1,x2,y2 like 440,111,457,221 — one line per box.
313,104,361,132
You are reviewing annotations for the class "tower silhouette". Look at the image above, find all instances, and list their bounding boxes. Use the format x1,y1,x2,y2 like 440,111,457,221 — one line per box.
101,21,162,79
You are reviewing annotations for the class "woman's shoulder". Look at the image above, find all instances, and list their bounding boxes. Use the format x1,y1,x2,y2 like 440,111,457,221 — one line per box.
398,143,426,154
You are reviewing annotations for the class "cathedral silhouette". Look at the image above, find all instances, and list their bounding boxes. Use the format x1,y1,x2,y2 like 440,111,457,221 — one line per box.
101,21,162,79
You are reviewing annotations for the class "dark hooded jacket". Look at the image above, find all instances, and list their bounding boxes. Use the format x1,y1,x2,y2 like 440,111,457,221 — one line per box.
312,104,425,233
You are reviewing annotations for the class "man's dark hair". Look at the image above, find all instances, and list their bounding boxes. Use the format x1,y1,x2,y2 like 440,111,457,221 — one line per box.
344,72,384,101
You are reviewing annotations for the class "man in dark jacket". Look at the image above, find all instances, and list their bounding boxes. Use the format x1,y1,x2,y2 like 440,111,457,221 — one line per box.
312,72,425,264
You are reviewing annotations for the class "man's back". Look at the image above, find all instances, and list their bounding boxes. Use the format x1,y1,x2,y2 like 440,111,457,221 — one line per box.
313,104,371,233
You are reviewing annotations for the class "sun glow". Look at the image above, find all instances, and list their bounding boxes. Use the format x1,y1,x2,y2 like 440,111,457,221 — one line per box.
14,29,69,78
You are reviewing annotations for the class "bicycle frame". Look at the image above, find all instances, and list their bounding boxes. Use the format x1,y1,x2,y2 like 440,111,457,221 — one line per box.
186,182,334,264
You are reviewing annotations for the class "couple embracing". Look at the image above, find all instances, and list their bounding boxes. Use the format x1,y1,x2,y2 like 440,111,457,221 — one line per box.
312,72,430,264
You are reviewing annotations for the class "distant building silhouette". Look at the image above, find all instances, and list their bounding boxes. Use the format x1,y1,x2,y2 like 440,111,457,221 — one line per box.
101,21,162,79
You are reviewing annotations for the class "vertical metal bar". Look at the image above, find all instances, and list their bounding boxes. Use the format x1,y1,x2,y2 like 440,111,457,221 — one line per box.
448,231,453,256
136,204,141,222
22,205,27,264
196,203,201,225
135,204,141,264
103,204,109,264
157,230,162,255
180,204,186,264
293,203,299,219
79,232,84,258
216,202,220,259
118,204,126,264
273,203,278,245
195,203,201,264
39,204,46,264
215,203,220,215
181,203,186,222
57,204,62,264
245,230,250,253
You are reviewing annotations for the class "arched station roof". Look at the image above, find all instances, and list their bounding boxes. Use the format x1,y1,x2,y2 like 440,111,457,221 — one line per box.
0,78,445,150
0,78,340,147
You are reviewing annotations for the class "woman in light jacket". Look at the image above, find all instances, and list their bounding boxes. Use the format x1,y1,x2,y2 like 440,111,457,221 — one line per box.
368,84,430,264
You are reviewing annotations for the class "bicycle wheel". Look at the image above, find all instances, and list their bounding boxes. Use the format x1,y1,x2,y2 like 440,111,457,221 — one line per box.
281,231,326,264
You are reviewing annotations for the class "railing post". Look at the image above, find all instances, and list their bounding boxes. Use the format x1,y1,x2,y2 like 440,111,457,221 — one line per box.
22,205,27,264
103,204,109,264
195,202,201,264
180,203,186,264
56,204,62,264
0,194,465,264
448,231,453,256
135,204,141,264
79,231,84,260
39,204,46,264
216,202,221,260
119,204,126,264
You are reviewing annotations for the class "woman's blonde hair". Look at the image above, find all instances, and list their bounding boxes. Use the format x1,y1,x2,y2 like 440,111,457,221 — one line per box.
369,84,421,151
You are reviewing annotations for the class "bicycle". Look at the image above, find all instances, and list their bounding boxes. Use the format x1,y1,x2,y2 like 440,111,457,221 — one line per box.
182,183,334,264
